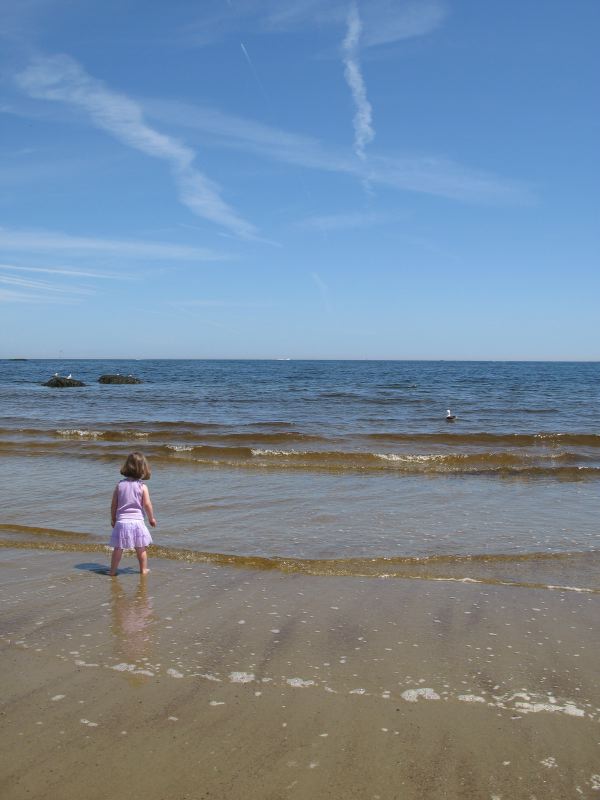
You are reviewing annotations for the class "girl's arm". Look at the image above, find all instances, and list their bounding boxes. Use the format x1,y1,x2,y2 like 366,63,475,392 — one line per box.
142,485,157,527
111,486,118,527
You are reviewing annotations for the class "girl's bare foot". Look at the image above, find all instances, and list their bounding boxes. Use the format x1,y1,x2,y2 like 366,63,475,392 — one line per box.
141,568,150,575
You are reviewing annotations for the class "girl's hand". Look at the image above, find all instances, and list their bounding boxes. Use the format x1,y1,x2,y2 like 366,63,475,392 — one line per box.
142,486,156,527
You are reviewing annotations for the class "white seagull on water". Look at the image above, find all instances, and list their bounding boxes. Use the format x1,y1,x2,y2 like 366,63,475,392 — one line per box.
446,409,456,421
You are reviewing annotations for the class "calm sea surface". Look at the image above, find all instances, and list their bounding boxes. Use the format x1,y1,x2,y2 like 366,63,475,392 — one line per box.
1,360,599,588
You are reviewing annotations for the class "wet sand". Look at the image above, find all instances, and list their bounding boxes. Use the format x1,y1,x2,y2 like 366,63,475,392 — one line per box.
2,548,600,799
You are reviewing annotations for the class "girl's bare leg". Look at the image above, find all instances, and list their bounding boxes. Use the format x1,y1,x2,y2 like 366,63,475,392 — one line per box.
109,548,123,576
135,547,149,575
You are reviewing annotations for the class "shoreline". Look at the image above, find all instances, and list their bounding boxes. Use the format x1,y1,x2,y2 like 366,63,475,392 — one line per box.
2,548,600,799
2,532,600,593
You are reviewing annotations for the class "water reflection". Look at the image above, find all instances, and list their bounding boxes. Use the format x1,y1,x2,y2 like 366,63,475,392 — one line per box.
110,577,156,682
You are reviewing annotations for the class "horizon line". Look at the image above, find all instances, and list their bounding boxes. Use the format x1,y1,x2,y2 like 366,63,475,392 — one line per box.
2,357,599,364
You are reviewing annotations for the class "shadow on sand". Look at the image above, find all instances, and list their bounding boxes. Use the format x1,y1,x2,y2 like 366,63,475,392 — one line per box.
74,562,140,575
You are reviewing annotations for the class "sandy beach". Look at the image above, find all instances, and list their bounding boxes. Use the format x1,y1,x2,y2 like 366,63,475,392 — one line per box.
2,547,600,799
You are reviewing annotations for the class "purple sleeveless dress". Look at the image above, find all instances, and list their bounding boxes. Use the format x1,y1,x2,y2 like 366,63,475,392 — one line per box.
110,479,153,549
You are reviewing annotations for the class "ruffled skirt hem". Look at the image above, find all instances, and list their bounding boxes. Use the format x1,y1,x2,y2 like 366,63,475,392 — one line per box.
110,520,152,549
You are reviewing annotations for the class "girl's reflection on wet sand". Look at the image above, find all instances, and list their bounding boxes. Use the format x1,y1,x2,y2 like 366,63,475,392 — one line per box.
110,577,156,681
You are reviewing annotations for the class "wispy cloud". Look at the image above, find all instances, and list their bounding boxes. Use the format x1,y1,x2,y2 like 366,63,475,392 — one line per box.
0,258,118,305
178,0,446,50
0,277,87,304
367,153,531,204
264,0,334,30
342,3,374,160
148,100,353,172
0,227,230,261
0,288,77,304
15,54,258,239
0,263,132,279
0,273,93,295
7,84,520,206
147,100,533,206
360,0,447,47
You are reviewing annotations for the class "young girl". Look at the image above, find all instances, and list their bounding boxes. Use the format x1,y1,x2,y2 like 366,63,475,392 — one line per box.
109,452,156,576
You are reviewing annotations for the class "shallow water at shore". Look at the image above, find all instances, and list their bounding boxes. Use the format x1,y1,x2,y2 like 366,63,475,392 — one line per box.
2,360,599,595
1,451,599,591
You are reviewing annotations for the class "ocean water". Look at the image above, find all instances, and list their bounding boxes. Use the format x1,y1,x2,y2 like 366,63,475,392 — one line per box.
1,359,599,588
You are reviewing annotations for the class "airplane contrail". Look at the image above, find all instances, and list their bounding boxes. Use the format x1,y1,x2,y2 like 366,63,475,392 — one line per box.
240,41,272,109
342,3,375,160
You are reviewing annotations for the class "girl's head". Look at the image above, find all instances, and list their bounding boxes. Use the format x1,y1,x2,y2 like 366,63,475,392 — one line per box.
120,451,151,480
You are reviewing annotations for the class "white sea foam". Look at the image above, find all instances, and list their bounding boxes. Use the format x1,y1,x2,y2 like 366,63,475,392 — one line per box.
109,662,152,676
540,757,558,768
401,688,440,703
458,694,486,704
166,444,193,452
375,453,438,463
286,678,315,688
229,671,255,683
251,448,295,456
514,701,584,717
167,668,184,679
57,429,102,439
196,672,221,682
494,690,586,718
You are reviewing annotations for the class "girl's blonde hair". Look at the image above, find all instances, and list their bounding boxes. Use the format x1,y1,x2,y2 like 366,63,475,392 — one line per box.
120,451,151,480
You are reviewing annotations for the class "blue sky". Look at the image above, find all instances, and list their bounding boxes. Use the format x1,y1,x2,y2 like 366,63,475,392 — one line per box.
0,0,598,359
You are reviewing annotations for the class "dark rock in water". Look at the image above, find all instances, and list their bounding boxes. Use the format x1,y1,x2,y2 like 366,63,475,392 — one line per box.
44,376,86,387
98,374,142,384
